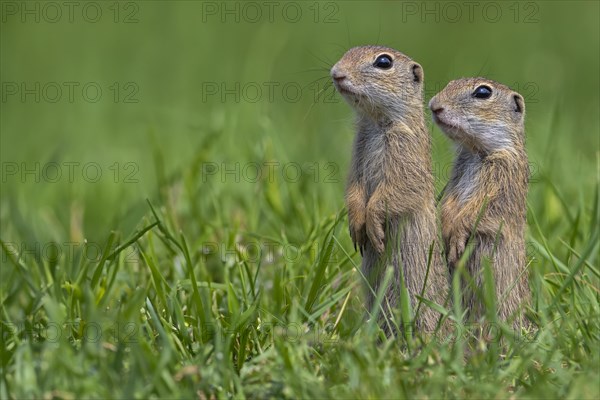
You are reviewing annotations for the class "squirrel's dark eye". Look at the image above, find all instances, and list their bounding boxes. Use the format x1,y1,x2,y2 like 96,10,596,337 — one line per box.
373,54,393,69
472,85,493,99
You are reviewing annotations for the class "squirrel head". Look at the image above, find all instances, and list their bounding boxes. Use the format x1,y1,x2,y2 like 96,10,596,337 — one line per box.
331,46,424,124
429,77,525,154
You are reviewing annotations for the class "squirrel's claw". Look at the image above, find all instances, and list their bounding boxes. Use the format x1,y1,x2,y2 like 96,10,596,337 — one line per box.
350,222,367,255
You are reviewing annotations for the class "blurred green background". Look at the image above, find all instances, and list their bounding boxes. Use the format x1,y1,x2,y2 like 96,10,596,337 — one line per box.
1,2,599,398
1,0,598,243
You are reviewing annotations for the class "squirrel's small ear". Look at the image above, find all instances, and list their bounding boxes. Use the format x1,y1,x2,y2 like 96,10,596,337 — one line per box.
411,63,423,83
513,93,525,114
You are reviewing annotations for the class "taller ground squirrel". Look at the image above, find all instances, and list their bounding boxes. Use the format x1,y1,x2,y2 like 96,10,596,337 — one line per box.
331,46,449,334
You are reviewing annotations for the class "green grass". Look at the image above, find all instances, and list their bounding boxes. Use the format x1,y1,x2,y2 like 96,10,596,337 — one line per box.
1,1,599,399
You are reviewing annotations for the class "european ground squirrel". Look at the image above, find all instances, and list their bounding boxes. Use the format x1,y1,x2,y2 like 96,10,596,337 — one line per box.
429,78,530,328
331,46,449,334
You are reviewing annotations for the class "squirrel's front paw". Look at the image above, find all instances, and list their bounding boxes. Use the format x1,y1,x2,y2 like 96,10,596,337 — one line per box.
366,213,385,254
349,222,367,253
446,233,468,267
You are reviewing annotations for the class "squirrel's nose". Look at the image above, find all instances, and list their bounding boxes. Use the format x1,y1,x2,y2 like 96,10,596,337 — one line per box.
431,106,444,115
330,66,346,82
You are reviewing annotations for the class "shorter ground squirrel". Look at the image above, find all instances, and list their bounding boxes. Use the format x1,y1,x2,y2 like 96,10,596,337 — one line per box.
429,78,530,327
331,46,449,334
